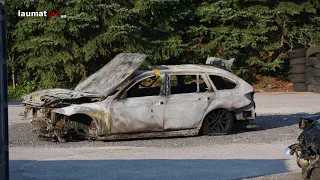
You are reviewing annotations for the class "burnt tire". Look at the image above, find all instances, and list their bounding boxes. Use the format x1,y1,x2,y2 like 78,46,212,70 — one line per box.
289,74,305,83
293,83,308,92
306,76,314,85
306,57,317,67
290,64,306,74
314,85,320,93
314,59,320,68
288,48,307,58
311,68,320,77
290,57,306,65
305,67,320,77
306,46,320,57
306,67,312,77
313,77,320,86
308,84,314,92
201,109,234,135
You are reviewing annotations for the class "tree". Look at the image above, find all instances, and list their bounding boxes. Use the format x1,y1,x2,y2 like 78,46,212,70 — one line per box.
187,0,320,80
5,0,320,97
11,0,142,89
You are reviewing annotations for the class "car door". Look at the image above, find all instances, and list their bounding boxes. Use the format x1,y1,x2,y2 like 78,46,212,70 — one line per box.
164,74,214,130
110,74,165,134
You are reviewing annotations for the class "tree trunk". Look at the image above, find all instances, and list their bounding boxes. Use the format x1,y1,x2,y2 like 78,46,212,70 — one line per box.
10,54,15,88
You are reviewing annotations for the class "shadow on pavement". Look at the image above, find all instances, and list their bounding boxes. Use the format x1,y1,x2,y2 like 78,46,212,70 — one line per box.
10,159,291,180
8,101,22,106
233,113,319,133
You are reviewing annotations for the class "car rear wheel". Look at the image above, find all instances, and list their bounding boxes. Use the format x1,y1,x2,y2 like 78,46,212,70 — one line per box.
201,109,234,135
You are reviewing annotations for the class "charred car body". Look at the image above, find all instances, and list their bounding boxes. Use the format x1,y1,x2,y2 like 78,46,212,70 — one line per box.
288,115,320,180
22,53,256,142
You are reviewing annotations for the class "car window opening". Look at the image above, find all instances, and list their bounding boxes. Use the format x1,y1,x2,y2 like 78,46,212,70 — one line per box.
127,76,161,98
170,75,209,94
210,75,236,90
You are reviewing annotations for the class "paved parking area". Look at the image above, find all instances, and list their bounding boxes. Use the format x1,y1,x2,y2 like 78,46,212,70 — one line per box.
9,92,320,180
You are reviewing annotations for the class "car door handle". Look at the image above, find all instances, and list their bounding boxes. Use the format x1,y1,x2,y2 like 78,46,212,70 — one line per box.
152,102,164,105
198,97,211,100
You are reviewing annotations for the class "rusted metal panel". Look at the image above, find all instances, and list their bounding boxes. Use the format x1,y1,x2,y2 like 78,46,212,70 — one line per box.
85,111,110,137
97,129,199,141
203,91,246,115
52,99,112,136
164,92,214,130
75,53,147,96
110,96,165,134
21,88,102,107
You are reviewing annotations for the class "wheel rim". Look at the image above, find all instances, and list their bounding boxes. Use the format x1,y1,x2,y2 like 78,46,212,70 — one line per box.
205,109,231,133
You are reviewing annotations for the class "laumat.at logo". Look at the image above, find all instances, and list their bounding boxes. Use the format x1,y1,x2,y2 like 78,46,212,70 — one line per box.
18,10,66,18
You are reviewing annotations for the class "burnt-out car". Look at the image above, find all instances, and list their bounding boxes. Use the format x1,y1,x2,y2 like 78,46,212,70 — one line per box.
288,115,320,180
21,53,256,142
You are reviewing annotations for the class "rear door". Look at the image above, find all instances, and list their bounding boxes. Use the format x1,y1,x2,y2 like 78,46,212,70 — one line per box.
164,74,214,130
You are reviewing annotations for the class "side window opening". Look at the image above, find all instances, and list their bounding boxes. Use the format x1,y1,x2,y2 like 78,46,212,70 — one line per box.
209,75,236,90
169,75,210,94
126,76,162,98
170,75,196,94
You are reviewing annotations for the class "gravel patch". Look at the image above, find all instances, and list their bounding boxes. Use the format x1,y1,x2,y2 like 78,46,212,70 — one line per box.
244,172,301,180
9,113,305,148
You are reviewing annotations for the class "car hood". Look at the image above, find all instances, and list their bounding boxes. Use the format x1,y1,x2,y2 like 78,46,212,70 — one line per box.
74,53,147,95
21,88,103,107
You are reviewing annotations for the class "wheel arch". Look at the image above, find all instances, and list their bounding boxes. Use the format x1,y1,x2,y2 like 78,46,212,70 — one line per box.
53,111,110,138
198,108,235,135
52,104,111,137
68,113,93,127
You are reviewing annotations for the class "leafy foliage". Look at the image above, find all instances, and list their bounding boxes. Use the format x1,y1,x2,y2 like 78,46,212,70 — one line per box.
5,0,320,98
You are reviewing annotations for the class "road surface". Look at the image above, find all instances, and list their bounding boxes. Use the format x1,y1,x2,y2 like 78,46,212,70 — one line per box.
9,92,320,180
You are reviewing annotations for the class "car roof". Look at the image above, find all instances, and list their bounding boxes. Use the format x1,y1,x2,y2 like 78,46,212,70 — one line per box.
133,64,252,93
157,64,227,72
135,64,235,76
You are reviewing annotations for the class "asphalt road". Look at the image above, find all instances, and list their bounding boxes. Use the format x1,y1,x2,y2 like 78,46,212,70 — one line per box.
9,92,320,180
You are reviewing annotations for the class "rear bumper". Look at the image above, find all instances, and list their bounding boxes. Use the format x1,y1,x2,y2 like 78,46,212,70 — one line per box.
234,102,256,120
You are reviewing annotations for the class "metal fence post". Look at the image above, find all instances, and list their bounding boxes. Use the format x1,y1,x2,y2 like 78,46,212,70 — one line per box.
0,0,8,179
